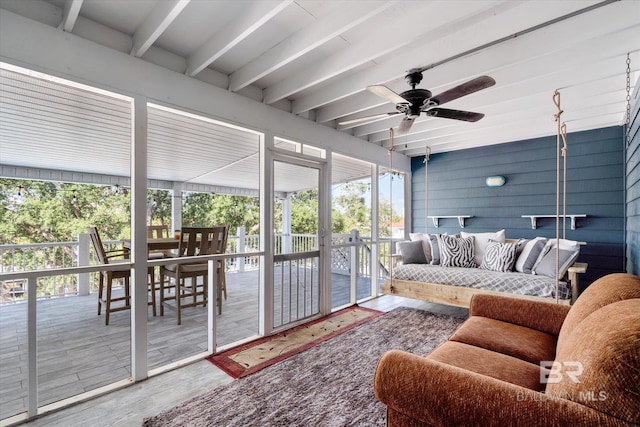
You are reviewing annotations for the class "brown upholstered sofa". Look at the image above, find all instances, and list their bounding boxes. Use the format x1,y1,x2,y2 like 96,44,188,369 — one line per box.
374,273,640,426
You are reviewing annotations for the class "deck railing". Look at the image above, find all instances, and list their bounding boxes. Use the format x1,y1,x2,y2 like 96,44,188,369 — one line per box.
1,228,401,304
0,229,261,303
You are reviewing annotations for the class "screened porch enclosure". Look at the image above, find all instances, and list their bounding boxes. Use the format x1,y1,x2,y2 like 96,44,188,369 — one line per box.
0,266,382,420
0,63,408,422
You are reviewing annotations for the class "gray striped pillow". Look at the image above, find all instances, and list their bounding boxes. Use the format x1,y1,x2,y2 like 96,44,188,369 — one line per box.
515,237,548,273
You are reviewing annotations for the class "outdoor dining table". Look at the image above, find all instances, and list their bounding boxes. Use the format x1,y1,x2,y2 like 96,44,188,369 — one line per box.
120,237,181,317
121,237,180,252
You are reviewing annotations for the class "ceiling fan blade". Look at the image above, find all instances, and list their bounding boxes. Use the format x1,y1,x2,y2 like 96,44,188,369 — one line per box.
367,85,412,106
338,111,401,126
429,76,496,106
398,116,415,133
426,108,485,122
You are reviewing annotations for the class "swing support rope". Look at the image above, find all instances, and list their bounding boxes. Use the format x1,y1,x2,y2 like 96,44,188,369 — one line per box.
424,146,431,232
552,90,568,303
626,53,632,147
388,128,394,288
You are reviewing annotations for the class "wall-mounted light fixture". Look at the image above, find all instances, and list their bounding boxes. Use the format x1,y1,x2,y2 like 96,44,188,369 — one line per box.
485,176,506,187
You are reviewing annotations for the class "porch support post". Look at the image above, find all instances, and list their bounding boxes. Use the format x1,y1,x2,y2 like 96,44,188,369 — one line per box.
131,95,148,381
77,232,90,296
208,259,217,353
317,152,332,315
371,164,380,297
259,132,274,336
171,181,182,234
27,276,37,418
349,229,358,304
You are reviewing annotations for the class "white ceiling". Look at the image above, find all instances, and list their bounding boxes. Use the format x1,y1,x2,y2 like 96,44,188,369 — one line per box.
0,0,639,161
0,64,380,193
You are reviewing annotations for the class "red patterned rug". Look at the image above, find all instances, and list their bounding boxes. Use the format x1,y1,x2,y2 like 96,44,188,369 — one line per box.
206,305,383,378
145,308,465,426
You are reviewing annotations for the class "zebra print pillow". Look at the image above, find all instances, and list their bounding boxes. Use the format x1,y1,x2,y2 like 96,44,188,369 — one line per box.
437,235,476,268
479,240,518,272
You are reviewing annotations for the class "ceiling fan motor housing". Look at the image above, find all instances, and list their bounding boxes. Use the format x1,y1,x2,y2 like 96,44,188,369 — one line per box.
399,88,432,116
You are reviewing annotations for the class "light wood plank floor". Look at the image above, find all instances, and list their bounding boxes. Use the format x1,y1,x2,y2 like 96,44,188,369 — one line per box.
1,272,467,426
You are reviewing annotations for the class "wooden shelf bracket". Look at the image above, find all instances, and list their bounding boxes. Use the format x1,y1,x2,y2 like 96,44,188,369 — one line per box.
427,215,472,228
521,214,587,230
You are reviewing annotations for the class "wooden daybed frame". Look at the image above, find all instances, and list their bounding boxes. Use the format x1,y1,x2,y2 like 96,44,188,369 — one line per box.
381,262,588,307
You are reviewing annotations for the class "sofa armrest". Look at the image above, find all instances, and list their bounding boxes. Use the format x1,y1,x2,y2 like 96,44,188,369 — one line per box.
469,294,570,335
374,350,628,427
567,262,588,303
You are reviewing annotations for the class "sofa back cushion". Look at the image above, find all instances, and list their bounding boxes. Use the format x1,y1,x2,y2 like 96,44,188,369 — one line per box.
546,299,640,424
557,273,640,353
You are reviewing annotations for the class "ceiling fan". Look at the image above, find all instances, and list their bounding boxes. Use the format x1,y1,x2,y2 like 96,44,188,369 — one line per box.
339,70,496,133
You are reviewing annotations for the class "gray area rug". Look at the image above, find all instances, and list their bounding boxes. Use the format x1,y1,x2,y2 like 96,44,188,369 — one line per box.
142,307,465,427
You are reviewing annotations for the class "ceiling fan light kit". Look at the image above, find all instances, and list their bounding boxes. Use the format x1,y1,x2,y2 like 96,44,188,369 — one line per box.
341,70,496,134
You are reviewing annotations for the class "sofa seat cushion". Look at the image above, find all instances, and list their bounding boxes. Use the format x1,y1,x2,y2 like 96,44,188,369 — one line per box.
428,341,544,391
449,316,556,364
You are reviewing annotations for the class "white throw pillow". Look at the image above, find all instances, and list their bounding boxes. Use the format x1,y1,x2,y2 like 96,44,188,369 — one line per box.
460,229,505,267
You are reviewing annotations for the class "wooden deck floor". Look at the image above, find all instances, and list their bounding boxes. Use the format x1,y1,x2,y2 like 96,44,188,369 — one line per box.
8,294,468,426
0,269,387,420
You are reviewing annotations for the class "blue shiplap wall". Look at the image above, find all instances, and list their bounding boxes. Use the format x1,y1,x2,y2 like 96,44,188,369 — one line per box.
626,85,640,275
412,126,625,291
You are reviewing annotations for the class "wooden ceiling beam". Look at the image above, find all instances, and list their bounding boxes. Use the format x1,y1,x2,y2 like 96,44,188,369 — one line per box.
131,0,190,58
186,0,292,77
229,1,396,92
60,0,83,32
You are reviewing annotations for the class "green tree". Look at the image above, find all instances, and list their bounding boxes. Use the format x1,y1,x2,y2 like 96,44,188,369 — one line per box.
332,182,370,235
182,192,260,234
0,179,131,244
378,198,402,238
148,190,171,226
290,190,318,234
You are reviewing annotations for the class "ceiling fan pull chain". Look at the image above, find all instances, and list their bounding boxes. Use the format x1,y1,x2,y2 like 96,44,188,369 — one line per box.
626,53,632,147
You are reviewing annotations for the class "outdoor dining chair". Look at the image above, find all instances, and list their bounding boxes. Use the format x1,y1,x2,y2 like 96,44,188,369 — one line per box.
159,225,228,325
146,224,172,313
88,227,156,324
147,225,170,239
